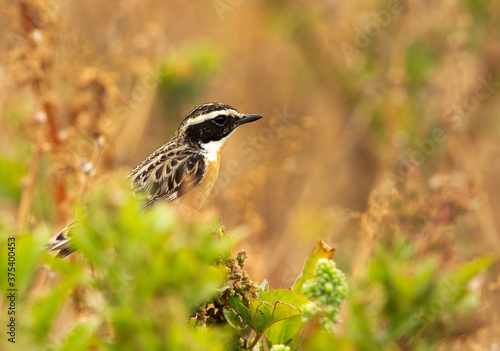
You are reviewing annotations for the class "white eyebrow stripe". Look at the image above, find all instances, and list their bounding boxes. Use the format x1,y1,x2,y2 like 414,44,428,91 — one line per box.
184,110,243,126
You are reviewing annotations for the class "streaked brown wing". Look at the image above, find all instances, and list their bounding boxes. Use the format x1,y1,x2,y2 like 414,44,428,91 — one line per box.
128,146,206,207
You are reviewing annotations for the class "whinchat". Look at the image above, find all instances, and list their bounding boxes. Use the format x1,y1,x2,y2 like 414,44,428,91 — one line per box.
128,102,263,209
48,102,262,257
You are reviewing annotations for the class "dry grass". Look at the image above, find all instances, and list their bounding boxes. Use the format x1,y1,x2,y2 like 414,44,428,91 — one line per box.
1,0,500,349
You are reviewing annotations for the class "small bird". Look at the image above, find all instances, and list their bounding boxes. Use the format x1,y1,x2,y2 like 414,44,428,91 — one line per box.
128,102,263,208
47,102,262,256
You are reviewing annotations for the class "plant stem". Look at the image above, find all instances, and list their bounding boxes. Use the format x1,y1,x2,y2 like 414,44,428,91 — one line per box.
17,143,42,233
244,332,263,350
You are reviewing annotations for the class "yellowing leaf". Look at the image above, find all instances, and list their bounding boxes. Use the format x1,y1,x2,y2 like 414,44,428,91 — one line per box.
293,240,335,295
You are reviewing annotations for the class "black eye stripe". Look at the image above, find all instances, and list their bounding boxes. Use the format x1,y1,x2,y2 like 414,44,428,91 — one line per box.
186,115,237,144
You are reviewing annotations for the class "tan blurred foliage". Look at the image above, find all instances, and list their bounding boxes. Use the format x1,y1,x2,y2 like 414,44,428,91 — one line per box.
1,0,500,348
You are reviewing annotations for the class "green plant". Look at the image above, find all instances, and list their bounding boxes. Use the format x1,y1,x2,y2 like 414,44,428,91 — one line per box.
0,179,348,350
341,237,494,351
215,241,343,351
0,179,494,351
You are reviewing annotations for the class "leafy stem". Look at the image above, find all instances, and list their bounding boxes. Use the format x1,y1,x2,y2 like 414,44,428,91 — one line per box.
244,332,263,350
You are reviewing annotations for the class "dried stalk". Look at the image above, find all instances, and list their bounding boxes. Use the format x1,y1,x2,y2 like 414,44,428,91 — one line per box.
17,129,43,233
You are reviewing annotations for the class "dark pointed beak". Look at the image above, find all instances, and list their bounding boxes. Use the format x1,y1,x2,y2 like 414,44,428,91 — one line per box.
238,114,263,126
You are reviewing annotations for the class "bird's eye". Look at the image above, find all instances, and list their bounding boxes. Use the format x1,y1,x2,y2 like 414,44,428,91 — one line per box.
213,115,226,126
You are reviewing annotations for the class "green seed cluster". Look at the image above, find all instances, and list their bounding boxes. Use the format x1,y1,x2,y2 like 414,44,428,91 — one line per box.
270,345,291,351
302,258,348,332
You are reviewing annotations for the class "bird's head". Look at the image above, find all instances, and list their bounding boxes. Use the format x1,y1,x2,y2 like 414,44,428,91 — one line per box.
176,102,263,149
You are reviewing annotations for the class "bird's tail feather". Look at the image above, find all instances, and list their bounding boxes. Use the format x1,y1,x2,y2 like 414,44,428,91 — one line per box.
45,222,77,258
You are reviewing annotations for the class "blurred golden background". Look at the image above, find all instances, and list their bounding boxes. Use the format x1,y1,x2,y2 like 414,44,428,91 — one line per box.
1,0,500,348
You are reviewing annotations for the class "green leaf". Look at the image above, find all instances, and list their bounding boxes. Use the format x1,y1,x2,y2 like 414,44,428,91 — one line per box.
31,283,71,340
223,309,252,338
16,231,47,295
60,316,100,351
249,289,308,334
259,288,310,309
71,225,104,265
228,295,252,325
405,41,438,85
293,241,335,295
229,289,308,337
249,299,300,333
454,256,496,284
0,157,25,202
265,315,303,347
436,256,497,316
223,308,244,329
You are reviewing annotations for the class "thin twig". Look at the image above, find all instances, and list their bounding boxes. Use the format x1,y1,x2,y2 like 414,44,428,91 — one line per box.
17,143,42,233
43,100,61,146
17,1,69,225
244,332,263,350
77,135,106,209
